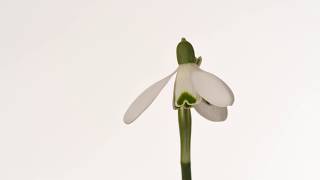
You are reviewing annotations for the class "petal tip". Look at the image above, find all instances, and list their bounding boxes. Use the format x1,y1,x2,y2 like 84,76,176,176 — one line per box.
123,115,134,125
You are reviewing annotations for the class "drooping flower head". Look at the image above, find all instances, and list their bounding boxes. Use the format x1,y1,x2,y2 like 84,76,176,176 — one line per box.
124,38,234,124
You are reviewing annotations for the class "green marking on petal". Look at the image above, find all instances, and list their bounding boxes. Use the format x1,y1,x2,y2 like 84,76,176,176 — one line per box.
177,92,197,108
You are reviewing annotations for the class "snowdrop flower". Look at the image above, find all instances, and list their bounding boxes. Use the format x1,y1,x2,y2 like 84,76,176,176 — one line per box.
123,38,234,124
123,38,234,180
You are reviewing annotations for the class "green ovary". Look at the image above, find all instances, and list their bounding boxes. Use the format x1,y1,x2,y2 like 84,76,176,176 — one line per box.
177,92,197,108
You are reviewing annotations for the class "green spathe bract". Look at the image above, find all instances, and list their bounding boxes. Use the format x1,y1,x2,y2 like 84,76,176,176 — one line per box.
176,38,197,64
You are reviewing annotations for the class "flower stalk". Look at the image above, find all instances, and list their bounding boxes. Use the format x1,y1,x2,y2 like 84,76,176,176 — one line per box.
178,107,192,180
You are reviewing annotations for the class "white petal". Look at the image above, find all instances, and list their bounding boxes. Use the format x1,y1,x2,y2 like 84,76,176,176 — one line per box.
174,64,201,108
191,69,234,107
194,99,228,122
123,70,176,124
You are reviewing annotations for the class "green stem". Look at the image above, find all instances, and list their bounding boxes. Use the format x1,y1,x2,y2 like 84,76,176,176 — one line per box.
178,107,192,180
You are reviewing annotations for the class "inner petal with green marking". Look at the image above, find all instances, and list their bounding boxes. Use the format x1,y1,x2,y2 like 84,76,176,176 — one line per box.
173,63,201,109
177,92,197,108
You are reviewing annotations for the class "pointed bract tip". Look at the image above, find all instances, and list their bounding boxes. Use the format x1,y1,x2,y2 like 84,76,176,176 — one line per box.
176,38,196,64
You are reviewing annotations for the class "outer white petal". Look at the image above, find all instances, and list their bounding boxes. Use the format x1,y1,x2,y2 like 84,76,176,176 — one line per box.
191,69,234,107
123,70,176,124
174,64,201,108
194,99,228,122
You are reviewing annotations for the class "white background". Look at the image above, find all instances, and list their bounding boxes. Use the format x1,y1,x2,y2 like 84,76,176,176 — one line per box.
1,0,320,179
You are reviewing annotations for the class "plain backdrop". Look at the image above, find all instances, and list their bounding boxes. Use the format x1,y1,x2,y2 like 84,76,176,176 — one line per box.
1,0,320,180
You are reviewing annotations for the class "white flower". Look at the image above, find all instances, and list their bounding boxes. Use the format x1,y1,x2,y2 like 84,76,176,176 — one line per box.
123,38,234,124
